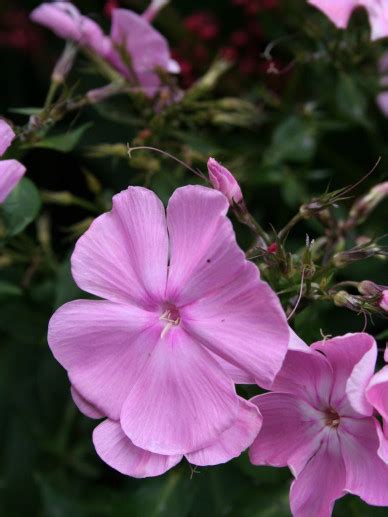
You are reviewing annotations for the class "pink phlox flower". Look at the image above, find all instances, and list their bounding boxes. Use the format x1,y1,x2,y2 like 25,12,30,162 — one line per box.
48,185,289,477
308,0,388,40
0,120,25,203
249,331,388,516
30,2,179,96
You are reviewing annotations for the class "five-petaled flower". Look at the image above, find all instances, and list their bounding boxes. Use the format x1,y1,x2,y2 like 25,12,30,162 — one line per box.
31,1,179,96
48,185,289,477
308,0,388,40
249,331,388,516
0,120,25,203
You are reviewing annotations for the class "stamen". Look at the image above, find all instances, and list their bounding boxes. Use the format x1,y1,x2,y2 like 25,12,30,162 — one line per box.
159,309,181,339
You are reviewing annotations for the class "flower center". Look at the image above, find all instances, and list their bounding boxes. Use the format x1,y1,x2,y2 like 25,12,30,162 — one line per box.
324,408,341,428
159,305,181,339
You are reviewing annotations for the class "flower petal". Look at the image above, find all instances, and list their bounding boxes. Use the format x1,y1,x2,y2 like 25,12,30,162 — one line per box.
71,386,104,419
0,119,15,156
249,393,324,470
313,333,377,415
71,187,168,308
31,2,110,56
48,299,157,420
93,419,182,478
166,186,244,305
184,262,289,387
308,0,357,28
120,328,239,455
340,417,388,505
0,160,26,203
186,398,261,466
269,345,333,407
365,0,388,41
290,432,346,517
109,8,171,82
366,365,388,462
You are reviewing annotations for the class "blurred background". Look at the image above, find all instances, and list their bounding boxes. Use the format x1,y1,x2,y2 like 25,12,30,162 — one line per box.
0,0,388,515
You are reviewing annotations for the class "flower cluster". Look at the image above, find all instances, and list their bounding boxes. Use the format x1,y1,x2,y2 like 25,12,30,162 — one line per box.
47,159,388,517
30,1,179,97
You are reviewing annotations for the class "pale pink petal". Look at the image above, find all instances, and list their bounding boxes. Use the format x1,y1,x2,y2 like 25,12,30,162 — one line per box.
340,417,388,505
362,0,388,40
0,119,15,156
120,328,238,455
93,419,182,478
31,2,110,56
48,299,157,420
184,262,288,387
166,186,244,305
308,0,358,28
377,78,388,117
186,398,261,466
108,9,171,84
366,365,388,462
313,333,376,415
212,354,255,384
290,432,346,517
375,419,388,464
268,347,333,407
71,386,104,419
288,328,309,352
142,0,169,23
71,187,168,308
249,393,324,469
0,160,26,203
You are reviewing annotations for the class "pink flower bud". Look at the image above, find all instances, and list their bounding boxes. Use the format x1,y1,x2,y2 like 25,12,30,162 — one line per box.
52,42,77,83
207,157,243,205
380,290,388,311
142,0,169,23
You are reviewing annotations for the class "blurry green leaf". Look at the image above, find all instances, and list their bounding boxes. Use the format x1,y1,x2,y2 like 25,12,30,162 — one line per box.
0,280,22,298
376,329,388,340
34,123,93,152
37,475,85,517
266,117,316,164
336,74,368,126
1,177,41,236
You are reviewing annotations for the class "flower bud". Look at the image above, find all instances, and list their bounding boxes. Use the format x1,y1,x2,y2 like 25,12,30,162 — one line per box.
348,182,388,225
52,42,77,84
333,291,364,312
142,0,169,23
207,157,243,205
358,281,383,297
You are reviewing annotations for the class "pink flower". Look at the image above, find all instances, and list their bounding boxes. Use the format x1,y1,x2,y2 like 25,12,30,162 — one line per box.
48,185,289,477
249,331,388,516
0,120,25,203
31,2,179,96
366,348,388,464
308,0,388,40
207,158,243,205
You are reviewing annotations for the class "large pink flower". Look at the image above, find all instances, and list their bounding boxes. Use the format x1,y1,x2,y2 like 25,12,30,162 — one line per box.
308,1,388,40
249,332,388,516
48,185,289,477
0,120,25,203
31,2,179,96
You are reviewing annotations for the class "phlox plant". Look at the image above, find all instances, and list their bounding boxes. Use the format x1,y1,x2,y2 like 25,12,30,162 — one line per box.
1,1,388,516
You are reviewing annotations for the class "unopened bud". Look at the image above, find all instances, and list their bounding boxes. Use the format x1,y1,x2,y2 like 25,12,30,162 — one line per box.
333,245,384,267
358,280,383,297
142,0,169,22
333,290,364,311
348,182,388,226
86,82,126,104
52,42,77,84
207,157,243,206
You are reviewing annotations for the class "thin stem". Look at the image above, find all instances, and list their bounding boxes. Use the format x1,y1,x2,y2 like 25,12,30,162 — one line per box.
43,81,59,112
278,212,304,241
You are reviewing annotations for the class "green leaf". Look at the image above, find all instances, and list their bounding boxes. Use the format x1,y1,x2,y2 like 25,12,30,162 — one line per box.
33,123,93,152
0,281,22,298
1,178,41,236
266,117,316,164
336,74,368,126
